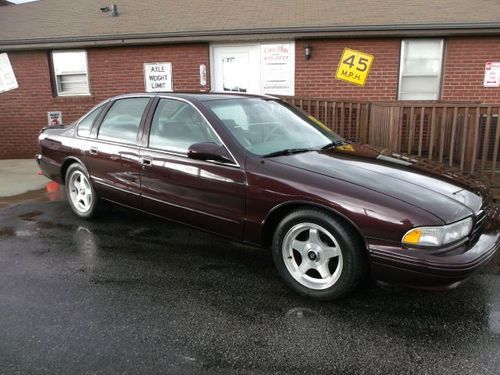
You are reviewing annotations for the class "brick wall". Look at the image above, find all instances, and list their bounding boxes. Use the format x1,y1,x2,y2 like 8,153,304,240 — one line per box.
2,36,500,160
295,37,500,104
442,37,500,103
294,39,401,100
0,44,209,159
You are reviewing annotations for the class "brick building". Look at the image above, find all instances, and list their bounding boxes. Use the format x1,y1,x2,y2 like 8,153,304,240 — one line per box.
1,0,500,159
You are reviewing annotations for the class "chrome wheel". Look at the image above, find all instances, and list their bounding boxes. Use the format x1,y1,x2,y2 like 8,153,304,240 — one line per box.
68,171,93,214
282,223,343,290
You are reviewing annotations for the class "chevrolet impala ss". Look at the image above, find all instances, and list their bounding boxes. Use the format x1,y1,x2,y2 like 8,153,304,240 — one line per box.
37,93,500,300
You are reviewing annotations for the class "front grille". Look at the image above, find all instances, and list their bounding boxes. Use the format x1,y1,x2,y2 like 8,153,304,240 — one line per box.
470,208,489,242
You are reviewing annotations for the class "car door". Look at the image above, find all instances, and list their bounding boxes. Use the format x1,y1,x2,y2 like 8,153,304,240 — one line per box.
85,96,151,208
139,97,246,240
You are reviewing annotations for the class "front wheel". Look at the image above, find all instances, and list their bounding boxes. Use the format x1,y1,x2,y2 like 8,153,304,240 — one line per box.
272,209,367,301
65,163,101,219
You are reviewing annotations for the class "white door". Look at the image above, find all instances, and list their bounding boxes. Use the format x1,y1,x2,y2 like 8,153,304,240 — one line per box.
211,45,261,94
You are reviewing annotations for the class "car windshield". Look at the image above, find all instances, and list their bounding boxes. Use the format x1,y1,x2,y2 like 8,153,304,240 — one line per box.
204,98,343,156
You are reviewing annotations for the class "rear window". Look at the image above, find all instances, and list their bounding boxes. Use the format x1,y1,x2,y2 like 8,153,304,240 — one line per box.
97,98,149,145
77,103,105,137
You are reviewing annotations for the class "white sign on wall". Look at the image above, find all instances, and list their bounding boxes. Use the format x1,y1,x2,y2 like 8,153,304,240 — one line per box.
0,53,19,94
484,62,500,88
200,64,207,86
144,62,172,92
261,43,295,96
47,111,62,126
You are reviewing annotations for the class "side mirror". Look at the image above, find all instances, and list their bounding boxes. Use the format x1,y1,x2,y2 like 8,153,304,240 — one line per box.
187,142,234,164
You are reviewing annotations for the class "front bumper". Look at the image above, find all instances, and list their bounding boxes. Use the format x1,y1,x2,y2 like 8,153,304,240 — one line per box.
369,208,500,288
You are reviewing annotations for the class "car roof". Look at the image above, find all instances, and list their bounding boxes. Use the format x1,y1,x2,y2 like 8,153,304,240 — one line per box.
109,92,278,102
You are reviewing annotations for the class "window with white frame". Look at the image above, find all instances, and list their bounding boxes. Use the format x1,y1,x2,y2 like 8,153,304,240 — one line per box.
52,51,90,96
398,39,444,100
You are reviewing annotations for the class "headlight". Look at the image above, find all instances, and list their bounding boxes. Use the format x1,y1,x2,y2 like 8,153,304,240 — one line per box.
402,217,473,247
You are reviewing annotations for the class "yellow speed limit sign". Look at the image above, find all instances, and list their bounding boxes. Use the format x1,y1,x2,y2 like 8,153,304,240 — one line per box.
335,48,374,86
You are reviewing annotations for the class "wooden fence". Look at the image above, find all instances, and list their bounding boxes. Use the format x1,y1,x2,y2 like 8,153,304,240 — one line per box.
280,97,500,193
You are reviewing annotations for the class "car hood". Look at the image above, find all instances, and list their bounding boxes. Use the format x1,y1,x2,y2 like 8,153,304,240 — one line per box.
269,143,490,223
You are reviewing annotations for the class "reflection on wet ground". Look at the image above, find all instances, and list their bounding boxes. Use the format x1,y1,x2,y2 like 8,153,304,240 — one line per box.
0,181,64,209
0,190,499,373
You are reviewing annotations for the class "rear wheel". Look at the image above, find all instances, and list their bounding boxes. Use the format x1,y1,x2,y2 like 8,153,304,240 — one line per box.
65,163,101,219
272,209,367,300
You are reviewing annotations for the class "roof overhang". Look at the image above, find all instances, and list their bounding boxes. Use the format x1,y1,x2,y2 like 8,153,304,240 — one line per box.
2,22,500,51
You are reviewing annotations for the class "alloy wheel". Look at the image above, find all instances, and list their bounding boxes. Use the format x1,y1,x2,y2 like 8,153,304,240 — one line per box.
282,222,343,290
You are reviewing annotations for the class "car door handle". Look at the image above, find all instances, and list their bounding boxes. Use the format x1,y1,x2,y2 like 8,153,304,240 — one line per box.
140,157,152,166
89,146,98,155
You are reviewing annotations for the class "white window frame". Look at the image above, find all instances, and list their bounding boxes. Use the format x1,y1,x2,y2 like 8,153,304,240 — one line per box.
51,50,91,96
398,39,444,101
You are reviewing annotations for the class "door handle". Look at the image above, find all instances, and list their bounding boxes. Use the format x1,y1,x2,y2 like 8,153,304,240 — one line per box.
89,146,98,155
140,157,152,166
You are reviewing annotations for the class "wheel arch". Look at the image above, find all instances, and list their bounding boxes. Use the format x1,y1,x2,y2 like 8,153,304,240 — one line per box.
60,156,87,184
260,201,368,252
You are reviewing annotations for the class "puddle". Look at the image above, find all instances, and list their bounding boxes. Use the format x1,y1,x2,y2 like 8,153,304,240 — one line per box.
128,227,161,238
37,221,75,231
0,182,64,209
199,263,228,271
0,227,15,239
18,210,43,221
15,229,34,237
0,227,34,239
285,307,320,319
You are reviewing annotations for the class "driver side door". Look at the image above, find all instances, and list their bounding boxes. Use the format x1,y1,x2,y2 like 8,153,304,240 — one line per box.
139,98,246,240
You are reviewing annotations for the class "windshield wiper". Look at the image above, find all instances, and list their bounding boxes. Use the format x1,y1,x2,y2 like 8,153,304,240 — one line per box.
320,140,345,150
262,148,313,158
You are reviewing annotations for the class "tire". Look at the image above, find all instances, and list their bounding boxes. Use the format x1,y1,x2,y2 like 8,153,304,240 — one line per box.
64,163,101,219
272,208,367,301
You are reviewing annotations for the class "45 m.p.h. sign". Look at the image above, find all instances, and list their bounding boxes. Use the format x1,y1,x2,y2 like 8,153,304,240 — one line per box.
335,48,374,86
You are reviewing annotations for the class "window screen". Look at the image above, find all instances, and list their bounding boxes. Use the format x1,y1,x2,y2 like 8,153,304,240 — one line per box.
52,51,90,96
398,40,444,100
98,98,149,145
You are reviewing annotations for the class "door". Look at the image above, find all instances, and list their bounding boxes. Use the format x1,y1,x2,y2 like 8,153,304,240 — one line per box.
85,97,151,208
212,44,261,94
211,42,296,96
140,98,246,239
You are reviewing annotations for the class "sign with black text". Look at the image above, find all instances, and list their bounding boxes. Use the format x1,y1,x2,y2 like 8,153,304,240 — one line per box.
144,62,172,92
335,48,374,86
484,62,500,88
0,53,18,94
261,43,295,95
47,111,62,126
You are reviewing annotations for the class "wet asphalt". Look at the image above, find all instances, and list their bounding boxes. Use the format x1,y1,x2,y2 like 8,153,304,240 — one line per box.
0,190,499,374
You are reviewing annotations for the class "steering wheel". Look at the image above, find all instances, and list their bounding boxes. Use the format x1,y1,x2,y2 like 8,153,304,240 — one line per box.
263,123,285,143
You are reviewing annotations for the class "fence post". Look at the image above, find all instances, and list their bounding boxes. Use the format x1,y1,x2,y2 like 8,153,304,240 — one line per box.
388,105,402,151
359,103,370,144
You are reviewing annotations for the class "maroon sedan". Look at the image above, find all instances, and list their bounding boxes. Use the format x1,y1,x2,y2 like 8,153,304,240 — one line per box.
37,93,500,300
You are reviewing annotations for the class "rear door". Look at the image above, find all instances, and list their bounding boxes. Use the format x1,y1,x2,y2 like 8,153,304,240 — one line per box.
139,97,246,240
86,97,152,208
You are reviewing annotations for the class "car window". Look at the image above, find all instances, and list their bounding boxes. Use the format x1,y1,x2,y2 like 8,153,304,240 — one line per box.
98,98,149,145
149,99,221,153
77,103,105,137
205,98,342,156
210,103,249,130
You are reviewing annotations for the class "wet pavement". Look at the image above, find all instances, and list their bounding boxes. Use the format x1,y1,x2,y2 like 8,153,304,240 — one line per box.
0,188,499,374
